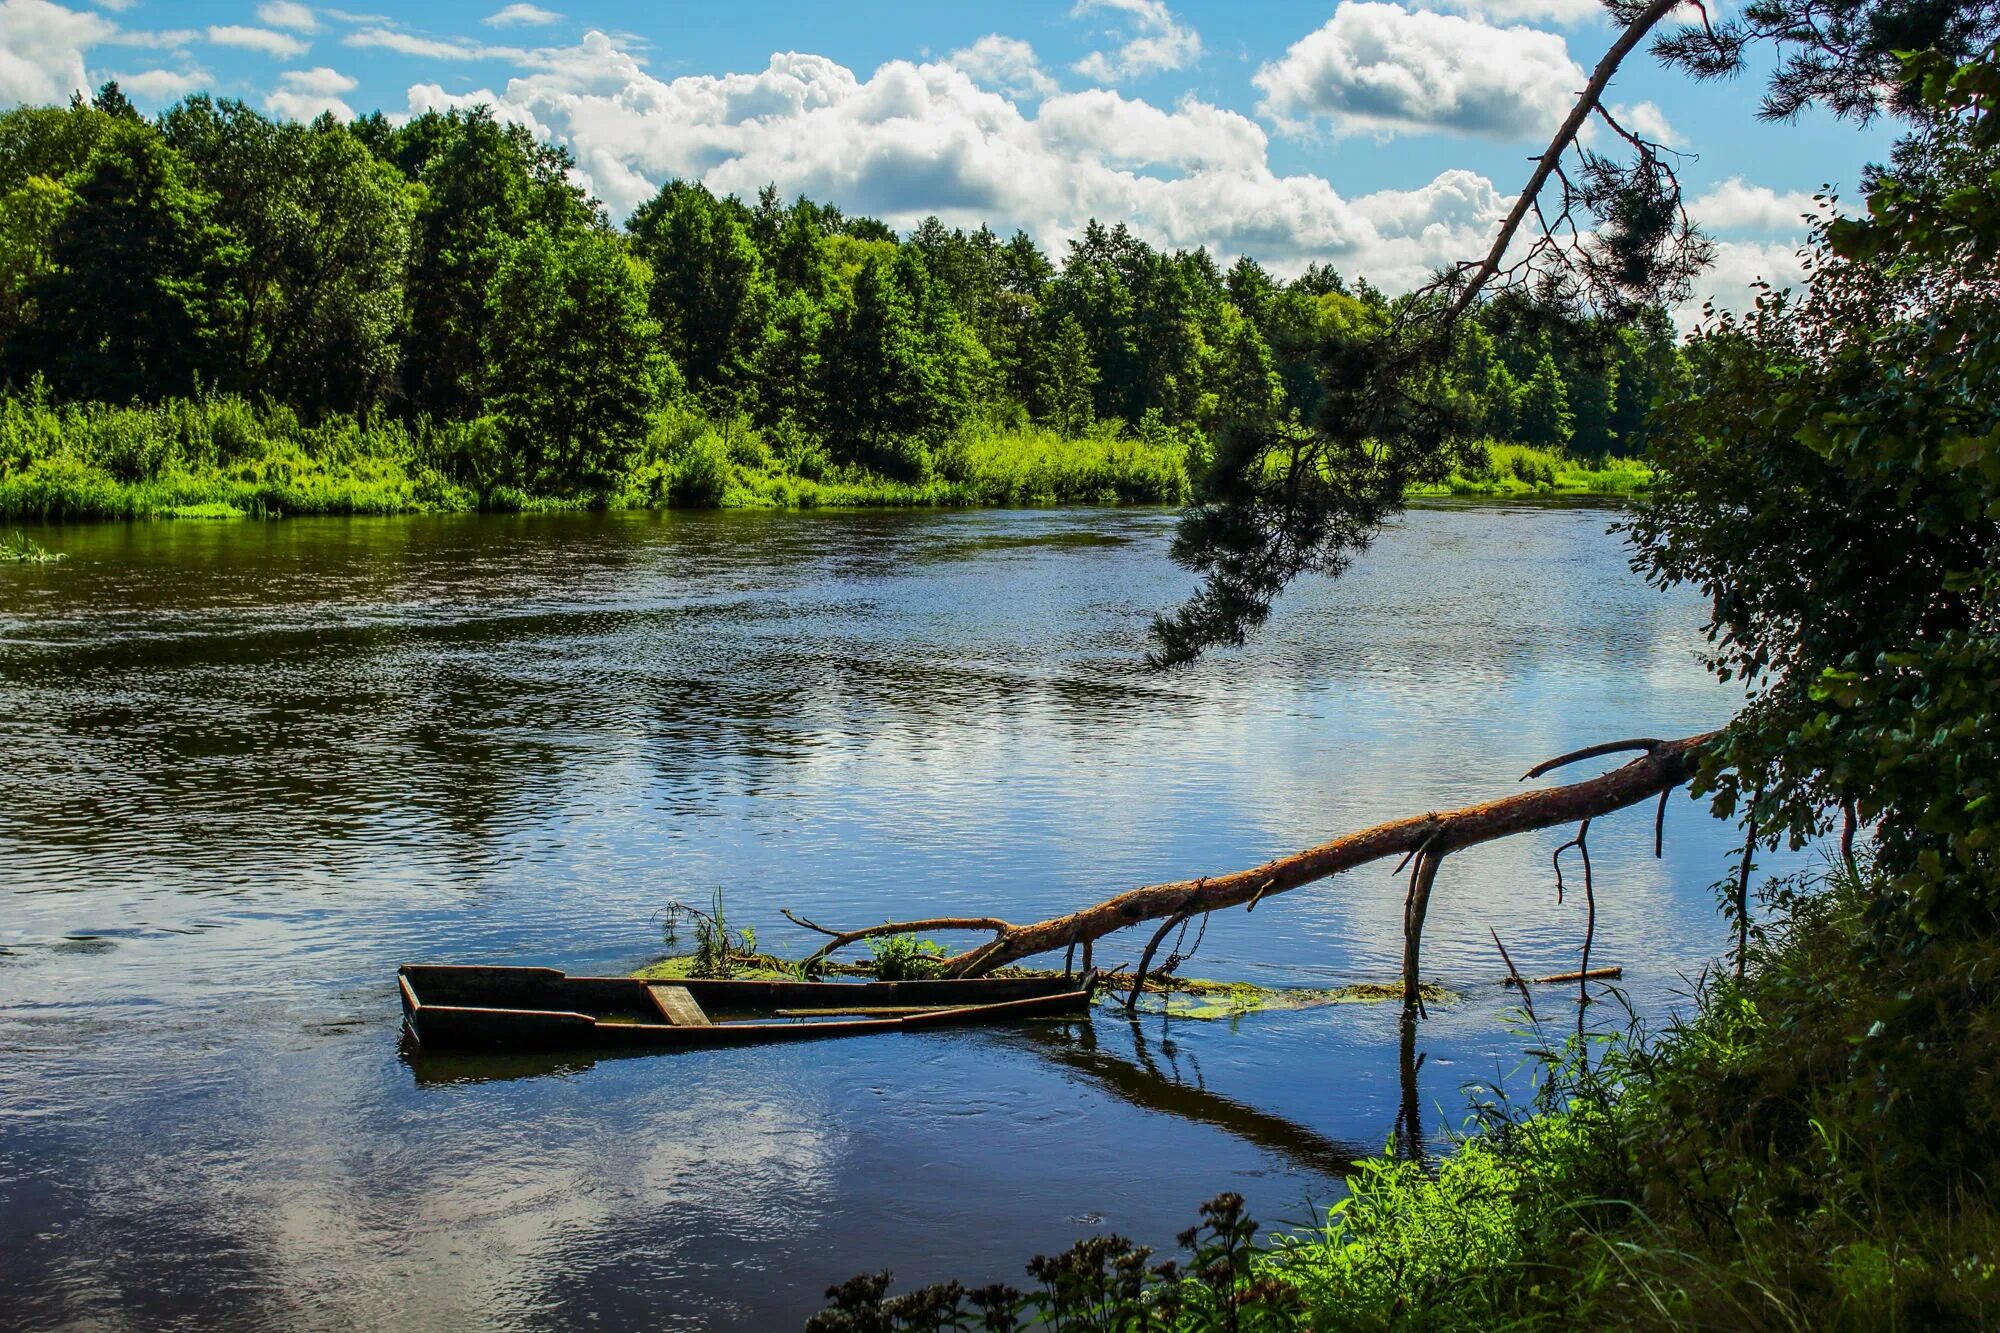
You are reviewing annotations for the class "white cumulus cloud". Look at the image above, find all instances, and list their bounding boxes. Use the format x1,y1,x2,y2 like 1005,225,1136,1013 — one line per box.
114,65,209,101
208,23,309,58
1604,99,1680,147
1676,238,1809,331
947,34,1058,100
345,24,522,59
1689,177,1823,233
257,2,318,31
1253,4,1582,140
486,3,561,25
266,67,356,120
0,0,116,106
1419,0,1604,24
396,31,1508,293
1071,0,1200,83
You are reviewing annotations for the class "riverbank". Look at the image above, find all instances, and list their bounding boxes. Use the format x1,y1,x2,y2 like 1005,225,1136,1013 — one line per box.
817,865,2000,1330
0,394,1649,522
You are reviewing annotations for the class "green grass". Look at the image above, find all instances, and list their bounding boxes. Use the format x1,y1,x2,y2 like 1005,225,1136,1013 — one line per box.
1,397,1650,523
1411,441,1655,498
805,864,2000,1329
1251,863,2000,1329
0,395,470,520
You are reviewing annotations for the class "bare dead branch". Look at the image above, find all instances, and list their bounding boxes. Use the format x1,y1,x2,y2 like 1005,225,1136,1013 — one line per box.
1840,797,1860,879
780,912,1018,971
1574,820,1597,1052
1126,894,1201,1015
1402,850,1444,1018
1524,738,1665,781
1524,965,1623,985
1734,791,1761,981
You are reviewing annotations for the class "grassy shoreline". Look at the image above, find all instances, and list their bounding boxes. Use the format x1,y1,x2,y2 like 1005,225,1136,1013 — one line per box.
0,395,1650,523
805,868,2000,1329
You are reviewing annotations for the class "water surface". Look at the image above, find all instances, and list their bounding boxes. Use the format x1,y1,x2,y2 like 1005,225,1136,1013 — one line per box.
0,504,1782,1330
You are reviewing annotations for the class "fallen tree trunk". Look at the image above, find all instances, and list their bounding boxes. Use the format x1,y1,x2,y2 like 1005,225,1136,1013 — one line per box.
791,733,1717,994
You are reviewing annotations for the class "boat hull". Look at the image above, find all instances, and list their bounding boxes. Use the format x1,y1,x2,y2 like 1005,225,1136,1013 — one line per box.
398,965,1097,1051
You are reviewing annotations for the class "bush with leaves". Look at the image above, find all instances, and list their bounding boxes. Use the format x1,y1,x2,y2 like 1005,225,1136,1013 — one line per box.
806,1192,1304,1333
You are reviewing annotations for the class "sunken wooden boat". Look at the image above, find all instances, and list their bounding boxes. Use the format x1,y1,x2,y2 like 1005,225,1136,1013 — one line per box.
398,964,1099,1051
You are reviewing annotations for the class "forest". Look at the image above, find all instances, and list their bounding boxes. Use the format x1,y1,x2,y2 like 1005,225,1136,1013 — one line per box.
0,86,1669,519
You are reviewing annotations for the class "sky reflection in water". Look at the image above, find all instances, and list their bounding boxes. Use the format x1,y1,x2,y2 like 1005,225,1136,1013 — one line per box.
0,504,1796,1330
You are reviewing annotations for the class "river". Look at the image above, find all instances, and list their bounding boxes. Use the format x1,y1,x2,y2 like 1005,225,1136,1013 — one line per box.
0,503,1788,1330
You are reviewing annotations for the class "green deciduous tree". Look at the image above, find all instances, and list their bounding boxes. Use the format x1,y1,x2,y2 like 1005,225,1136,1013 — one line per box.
479,228,673,493
397,108,592,421
24,124,244,401
163,98,414,415
0,174,72,361
1629,47,2000,948
627,180,771,408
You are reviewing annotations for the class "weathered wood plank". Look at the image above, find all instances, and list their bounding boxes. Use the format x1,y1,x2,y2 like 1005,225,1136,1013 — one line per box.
649,984,712,1027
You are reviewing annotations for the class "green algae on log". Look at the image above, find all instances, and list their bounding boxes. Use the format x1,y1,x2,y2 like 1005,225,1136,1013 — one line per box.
632,954,1453,1019
1116,976,1455,1019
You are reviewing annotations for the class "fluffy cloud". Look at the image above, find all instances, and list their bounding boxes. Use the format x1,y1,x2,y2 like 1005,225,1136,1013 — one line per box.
345,24,522,59
398,31,1506,292
1605,99,1680,148
114,65,210,101
257,2,318,31
265,64,356,119
1689,177,1822,233
1253,3,1582,140
1071,0,1200,83
0,0,116,105
486,3,562,25
947,34,1058,100
208,23,310,58
1420,0,1603,24
106,25,201,49
1675,238,1809,330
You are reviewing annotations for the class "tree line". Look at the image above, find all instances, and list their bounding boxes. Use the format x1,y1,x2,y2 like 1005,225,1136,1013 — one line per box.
0,85,1680,500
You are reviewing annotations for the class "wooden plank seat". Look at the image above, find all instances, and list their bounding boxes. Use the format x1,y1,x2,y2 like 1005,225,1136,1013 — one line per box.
647,983,712,1027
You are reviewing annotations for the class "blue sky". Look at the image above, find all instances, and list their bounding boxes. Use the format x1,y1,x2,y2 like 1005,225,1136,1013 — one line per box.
3,0,1899,312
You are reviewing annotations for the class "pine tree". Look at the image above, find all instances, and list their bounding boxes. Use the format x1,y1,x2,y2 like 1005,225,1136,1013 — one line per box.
1042,314,1097,437
1514,351,1575,448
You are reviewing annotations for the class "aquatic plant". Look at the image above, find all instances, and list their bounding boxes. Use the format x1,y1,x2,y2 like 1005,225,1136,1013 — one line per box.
658,888,758,980
865,933,948,981
1,529,64,562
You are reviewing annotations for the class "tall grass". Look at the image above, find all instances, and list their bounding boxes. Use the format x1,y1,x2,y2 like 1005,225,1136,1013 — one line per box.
610,406,1195,510
811,861,2000,1329
2,528,64,561
0,394,469,519
1411,440,1654,498
0,396,1647,523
